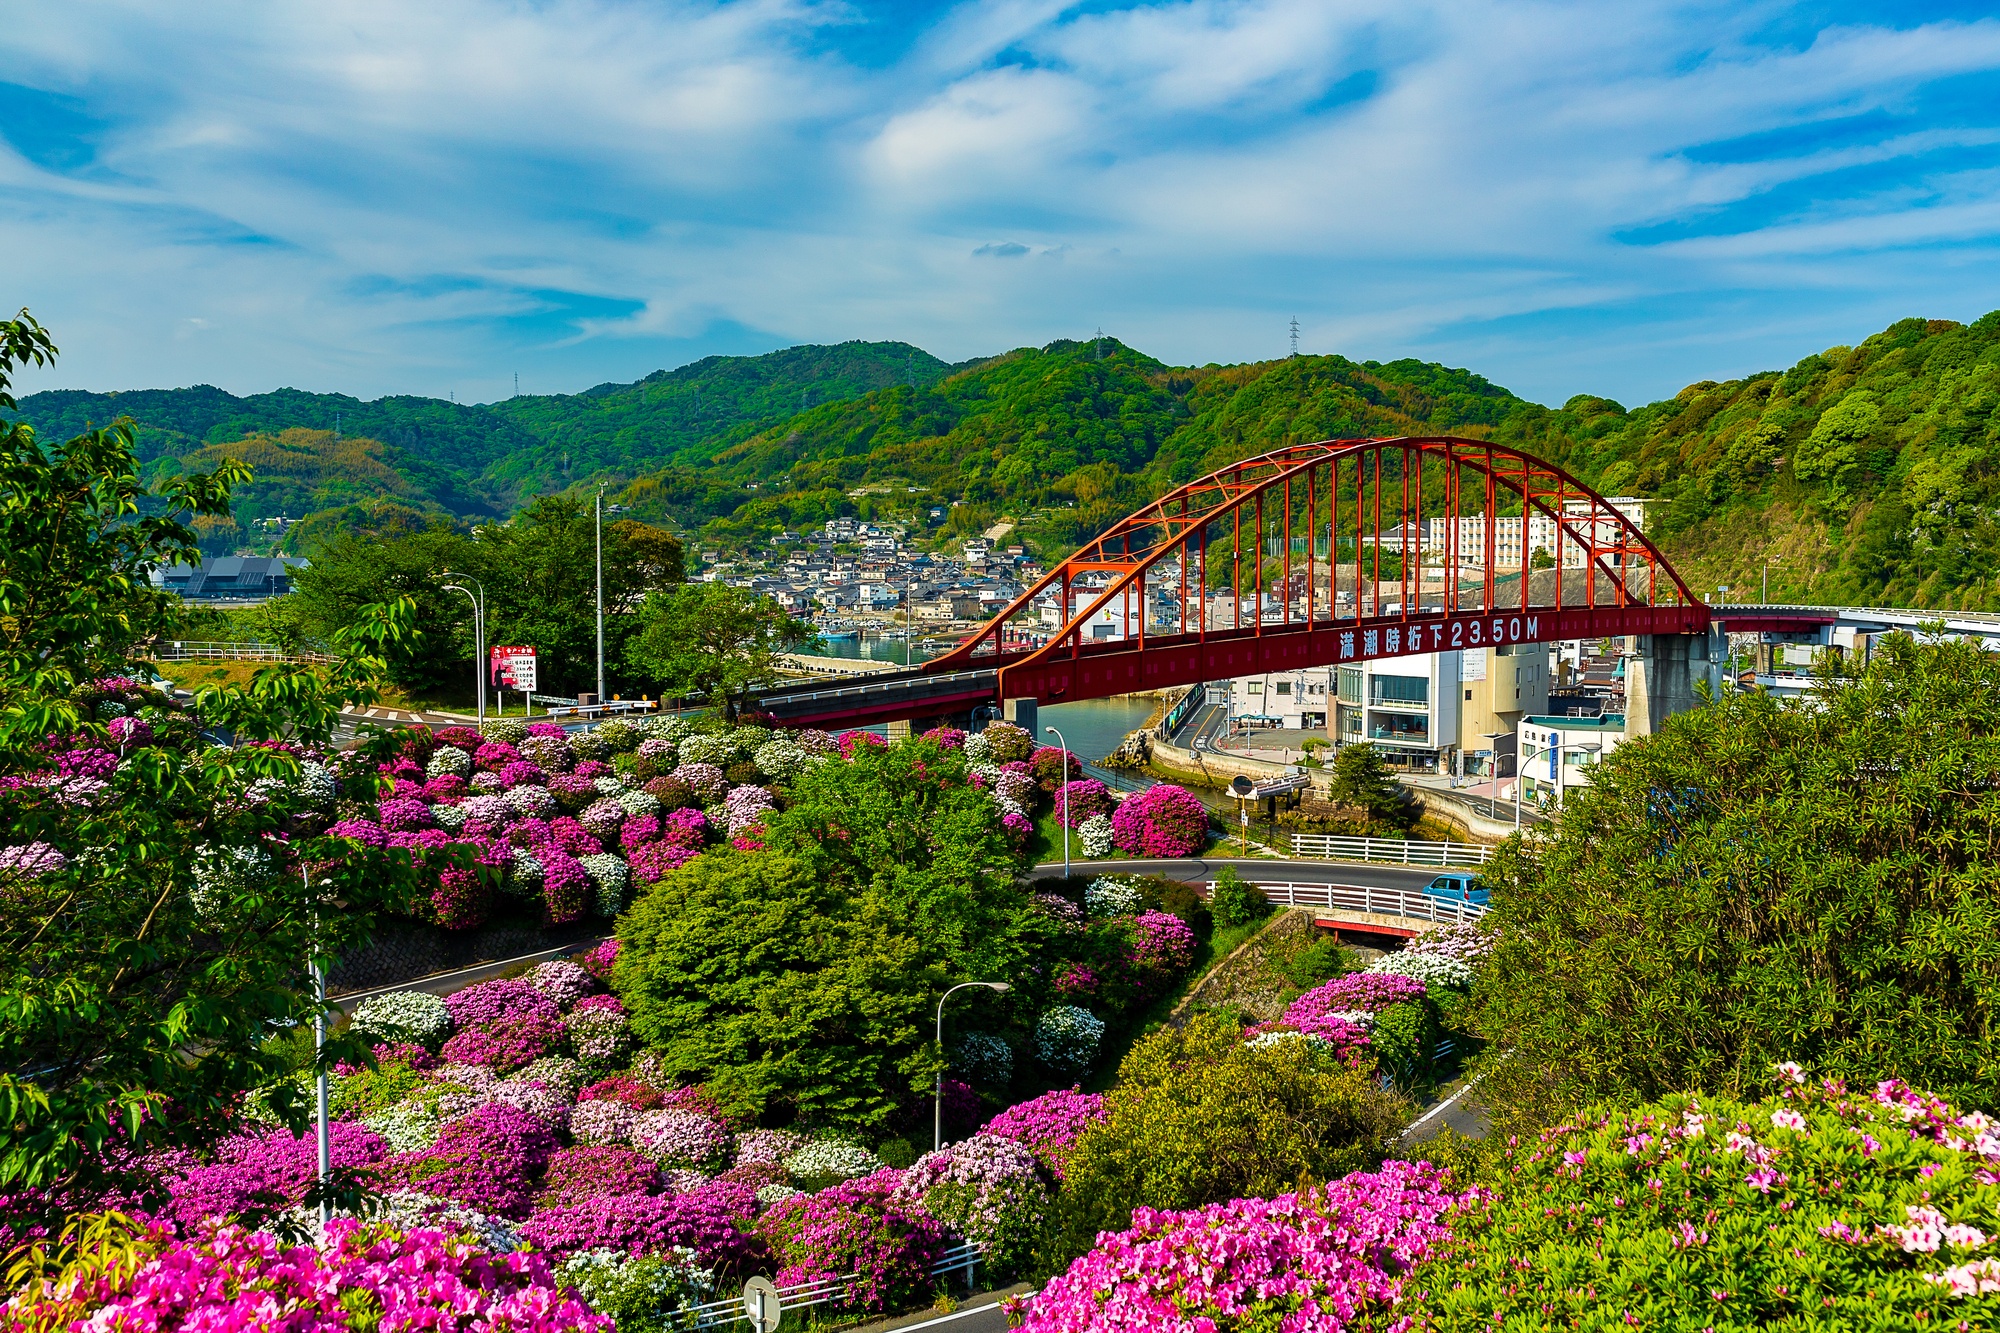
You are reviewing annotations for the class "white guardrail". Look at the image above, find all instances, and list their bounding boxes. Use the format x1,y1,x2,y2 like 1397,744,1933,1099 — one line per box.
1215,880,1488,924
666,1242,986,1330
1285,834,1495,867
150,640,342,666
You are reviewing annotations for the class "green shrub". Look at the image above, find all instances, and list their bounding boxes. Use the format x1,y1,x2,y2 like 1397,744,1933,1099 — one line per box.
329,1060,430,1122
1044,1013,1405,1268
1208,867,1270,929
1271,934,1353,991
1386,1074,2000,1330
1138,876,1211,930
1476,635,2000,1127
876,1137,917,1169
1367,999,1441,1086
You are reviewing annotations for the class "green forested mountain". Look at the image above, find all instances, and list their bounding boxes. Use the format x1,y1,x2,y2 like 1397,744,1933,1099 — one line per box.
482,340,959,493
10,385,536,516
14,314,2000,607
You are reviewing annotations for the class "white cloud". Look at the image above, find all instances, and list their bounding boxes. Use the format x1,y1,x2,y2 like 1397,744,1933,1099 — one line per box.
2,0,2000,410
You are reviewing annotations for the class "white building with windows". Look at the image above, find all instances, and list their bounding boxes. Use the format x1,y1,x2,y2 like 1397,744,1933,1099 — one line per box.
1517,713,1626,804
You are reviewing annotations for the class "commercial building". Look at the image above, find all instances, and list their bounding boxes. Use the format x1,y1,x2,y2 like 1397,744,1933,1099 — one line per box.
1518,713,1626,803
1225,639,1555,776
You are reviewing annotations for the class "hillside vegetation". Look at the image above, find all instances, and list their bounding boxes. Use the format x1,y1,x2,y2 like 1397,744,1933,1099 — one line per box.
13,314,2000,606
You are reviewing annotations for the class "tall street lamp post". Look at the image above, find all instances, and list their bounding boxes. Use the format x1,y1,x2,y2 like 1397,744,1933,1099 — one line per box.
441,572,487,721
595,485,606,704
1045,725,1071,877
936,981,1010,1150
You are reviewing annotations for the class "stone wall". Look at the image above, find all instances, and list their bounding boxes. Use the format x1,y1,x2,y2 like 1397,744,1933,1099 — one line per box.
328,915,603,995
1168,908,1317,1027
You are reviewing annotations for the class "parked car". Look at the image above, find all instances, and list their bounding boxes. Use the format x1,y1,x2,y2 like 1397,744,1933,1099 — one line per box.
1421,871,1490,907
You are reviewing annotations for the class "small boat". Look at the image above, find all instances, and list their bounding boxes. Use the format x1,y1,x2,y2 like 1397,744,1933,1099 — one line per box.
822,629,860,641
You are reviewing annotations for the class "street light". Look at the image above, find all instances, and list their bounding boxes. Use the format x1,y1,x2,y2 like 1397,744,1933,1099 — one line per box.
306,863,332,1232
1045,725,1072,878
1480,730,1507,821
441,571,487,721
937,981,1011,1150
595,485,607,705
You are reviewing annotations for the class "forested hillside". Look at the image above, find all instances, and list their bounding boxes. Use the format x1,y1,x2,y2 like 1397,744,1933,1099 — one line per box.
15,314,2000,607
483,340,959,493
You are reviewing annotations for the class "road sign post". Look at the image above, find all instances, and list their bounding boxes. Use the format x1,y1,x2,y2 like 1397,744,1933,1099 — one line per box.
742,1277,781,1332
1230,774,1254,854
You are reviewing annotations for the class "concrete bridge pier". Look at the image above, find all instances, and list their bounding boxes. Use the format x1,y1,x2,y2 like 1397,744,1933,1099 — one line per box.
1003,697,1038,736
1625,627,1726,737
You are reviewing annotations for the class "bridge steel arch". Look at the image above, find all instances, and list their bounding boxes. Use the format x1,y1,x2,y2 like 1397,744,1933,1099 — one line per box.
919,436,1710,711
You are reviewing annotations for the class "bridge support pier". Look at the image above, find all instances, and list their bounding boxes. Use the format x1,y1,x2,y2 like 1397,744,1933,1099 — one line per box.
1003,697,1038,736
1627,629,1725,737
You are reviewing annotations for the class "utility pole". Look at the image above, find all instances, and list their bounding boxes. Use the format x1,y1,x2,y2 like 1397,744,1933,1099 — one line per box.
514,372,519,397
595,484,606,704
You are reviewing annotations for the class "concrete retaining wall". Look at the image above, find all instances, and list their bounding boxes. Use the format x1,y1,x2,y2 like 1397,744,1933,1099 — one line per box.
1168,908,1317,1027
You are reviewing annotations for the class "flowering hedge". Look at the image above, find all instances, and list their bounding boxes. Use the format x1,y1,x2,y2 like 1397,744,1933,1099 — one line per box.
982,1089,1107,1180
757,1169,946,1312
1021,1161,1465,1331
3,1217,610,1333
1108,783,1209,857
1392,1069,2000,1327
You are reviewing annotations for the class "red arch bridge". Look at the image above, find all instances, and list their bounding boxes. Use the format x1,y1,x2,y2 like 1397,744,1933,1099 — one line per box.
755,436,1726,735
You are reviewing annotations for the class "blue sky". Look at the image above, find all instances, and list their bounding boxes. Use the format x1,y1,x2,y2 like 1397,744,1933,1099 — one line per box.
6,0,2000,411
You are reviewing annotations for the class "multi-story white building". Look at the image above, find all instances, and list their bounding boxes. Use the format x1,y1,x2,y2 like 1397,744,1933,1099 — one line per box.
1517,713,1626,804
1226,640,1558,775
1422,497,1651,570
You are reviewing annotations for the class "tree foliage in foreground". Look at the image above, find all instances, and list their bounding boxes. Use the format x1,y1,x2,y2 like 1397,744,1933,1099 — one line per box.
1474,634,2000,1129
0,309,428,1210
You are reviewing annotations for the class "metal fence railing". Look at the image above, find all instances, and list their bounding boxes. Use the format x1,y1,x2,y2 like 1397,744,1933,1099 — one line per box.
1211,879,1488,924
148,640,342,666
665,1242,986,1330
1284,834,1495,867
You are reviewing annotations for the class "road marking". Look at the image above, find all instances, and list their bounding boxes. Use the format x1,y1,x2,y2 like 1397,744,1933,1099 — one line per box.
1402,1073,1484,1140
875,1293,1035,1332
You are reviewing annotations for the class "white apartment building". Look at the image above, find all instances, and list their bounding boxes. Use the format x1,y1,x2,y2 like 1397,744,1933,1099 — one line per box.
1423,497,1651,570
1226,640,1558,775
1518,713,1626,804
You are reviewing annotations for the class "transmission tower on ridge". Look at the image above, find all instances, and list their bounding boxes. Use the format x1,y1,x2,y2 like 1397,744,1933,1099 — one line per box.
1289,317,1300,358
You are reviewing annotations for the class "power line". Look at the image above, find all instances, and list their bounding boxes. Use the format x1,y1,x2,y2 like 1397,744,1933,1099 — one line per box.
1289,317,1300,358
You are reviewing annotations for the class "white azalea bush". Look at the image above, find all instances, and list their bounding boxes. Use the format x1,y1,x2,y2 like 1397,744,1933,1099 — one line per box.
951,1031,1014,1086
351,989,453,1047
1035,1005,1106,1075
1083,876,1142,918
1078,814,1114,858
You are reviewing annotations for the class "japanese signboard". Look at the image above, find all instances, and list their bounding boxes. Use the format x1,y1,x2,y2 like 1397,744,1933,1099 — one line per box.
490,646,537,693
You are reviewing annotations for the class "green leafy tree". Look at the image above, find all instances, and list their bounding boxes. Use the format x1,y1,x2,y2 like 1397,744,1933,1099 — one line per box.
624,583,817,718
616,737,1039,1129
615,850,942,1128
291,496,683,697
1473,633,2000,1131
0,310,430,1214
1045,1013,1405,1267
1326,742,1406,824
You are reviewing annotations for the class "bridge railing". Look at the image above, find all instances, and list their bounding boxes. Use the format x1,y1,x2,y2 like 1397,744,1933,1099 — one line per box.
148,640,342,666
1214,880,1488,925
1284,834,1494,867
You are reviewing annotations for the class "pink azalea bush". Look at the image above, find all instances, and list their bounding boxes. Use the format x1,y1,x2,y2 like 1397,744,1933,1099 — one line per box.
1128,909,1196,973
534,1145,662,1208
4,1217,610,1333
1109,784,1209,857
1020,1161,1466,1331
520,1179,762,1267
982,1089,1107,1180
161,1123,389,1231
395,1103,559,1219
757,1169,945,1313
1053,778,1113,828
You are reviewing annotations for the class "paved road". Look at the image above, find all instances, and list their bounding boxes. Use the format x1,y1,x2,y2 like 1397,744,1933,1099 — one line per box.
1031,856,1440,892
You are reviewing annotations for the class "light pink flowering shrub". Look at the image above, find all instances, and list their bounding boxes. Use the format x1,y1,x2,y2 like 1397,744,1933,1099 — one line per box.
981,1090,1106,1180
